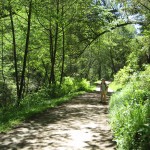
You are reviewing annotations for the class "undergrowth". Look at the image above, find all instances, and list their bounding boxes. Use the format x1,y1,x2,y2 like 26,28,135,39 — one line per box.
109,65,150,150
0,77,93,133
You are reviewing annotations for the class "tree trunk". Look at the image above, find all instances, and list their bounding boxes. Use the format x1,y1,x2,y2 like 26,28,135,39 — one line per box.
50,0,59,85
9,4,19,99
18,0,32,105
49,27,55,85
1,13,6,107
98,63,102,80
60,4,65,85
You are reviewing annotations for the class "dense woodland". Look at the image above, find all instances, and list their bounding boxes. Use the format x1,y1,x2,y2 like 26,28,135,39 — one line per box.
0,0,150,149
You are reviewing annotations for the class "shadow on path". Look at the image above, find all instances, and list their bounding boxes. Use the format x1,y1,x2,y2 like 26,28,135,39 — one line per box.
0,90,116,150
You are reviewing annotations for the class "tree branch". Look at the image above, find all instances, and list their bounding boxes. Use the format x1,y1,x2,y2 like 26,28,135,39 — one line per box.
75,21,143,58
138,1,150,11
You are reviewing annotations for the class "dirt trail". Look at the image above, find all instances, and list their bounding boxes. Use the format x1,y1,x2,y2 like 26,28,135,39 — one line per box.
0,89,116,150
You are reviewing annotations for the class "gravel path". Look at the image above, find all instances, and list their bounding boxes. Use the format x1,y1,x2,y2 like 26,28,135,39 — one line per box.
0,90,116,150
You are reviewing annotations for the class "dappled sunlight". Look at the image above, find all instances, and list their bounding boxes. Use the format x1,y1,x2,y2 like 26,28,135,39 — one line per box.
0,92,115,150
67,104,105,109
67,129,93,148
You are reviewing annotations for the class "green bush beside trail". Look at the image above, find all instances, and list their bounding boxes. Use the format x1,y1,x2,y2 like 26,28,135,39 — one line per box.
109,65,150,150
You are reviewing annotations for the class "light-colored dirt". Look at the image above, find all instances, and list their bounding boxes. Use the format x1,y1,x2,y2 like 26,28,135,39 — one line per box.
0,90,116,150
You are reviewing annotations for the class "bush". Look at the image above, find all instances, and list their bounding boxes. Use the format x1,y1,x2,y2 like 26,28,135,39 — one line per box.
0,81,13,107
28,77,91,99
109,65,150,150
56,77,91,97
112,66,131,90
60,77,76,95
75,78,90,91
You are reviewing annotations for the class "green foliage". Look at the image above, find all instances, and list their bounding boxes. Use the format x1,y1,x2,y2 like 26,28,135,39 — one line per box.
75,78,91,91
110,66,131,91
60,77,76,95
0,77,91,132
49,77,91,98
109,65,150,150
0,81,13,107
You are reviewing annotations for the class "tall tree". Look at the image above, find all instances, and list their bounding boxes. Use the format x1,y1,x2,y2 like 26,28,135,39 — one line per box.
18,0,33,104
1,1,6,106
60,2,65,85
9,1,19,99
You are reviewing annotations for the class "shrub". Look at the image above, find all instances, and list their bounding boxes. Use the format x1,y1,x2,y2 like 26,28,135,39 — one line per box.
28,77,91,99
60,77,76,95
112,66,131,90
0,81,13,107
75,78,90,91
109,65,150,150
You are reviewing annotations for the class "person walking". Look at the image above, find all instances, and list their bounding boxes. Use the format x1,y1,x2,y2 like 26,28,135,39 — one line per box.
100,78,108,102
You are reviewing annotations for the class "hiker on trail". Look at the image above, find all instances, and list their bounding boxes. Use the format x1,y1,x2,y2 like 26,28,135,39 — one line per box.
100,78,108,102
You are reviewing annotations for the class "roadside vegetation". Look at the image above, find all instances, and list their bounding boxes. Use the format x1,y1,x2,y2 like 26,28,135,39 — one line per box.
0,77,92,132
109,65,150,150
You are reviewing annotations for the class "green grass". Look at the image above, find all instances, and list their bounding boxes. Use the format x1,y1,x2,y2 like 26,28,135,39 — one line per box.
0,91,85,133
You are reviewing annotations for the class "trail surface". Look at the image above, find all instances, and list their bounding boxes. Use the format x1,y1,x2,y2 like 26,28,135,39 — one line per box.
0,87,116,150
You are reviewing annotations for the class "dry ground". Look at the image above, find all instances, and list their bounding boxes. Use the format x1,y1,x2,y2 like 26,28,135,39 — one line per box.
0,88,116,150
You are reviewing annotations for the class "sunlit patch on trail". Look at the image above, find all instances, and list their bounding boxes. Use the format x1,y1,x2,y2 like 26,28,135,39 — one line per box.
68,129,92,148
